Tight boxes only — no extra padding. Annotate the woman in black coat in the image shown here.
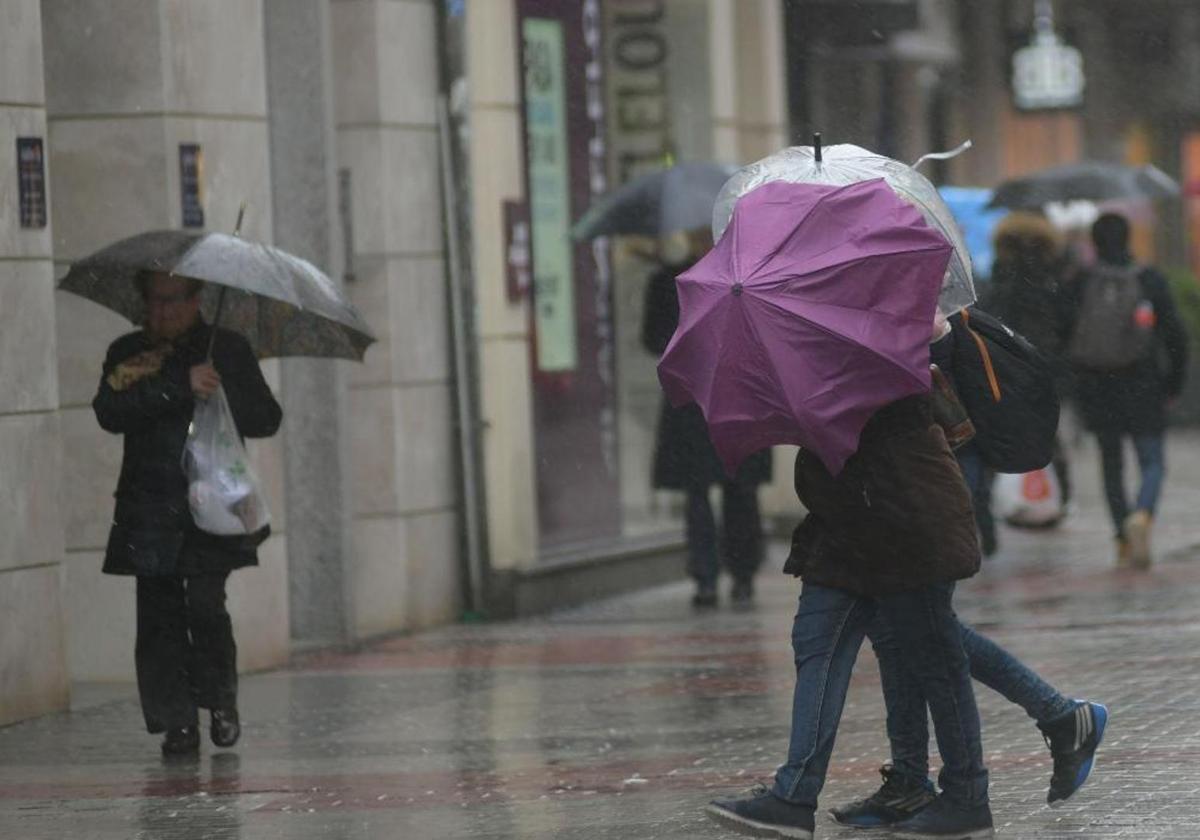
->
[642,246,772,607]
[94,272,282,755]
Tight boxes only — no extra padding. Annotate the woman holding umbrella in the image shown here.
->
[62,221,374,756]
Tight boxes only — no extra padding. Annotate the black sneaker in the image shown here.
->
[1039,701,1108,805]
[706,784,815,839]
[891,794,993,839]
[210,708,241,748]
[731,578,755,604]
[161,726,200,756]
[829,764,936,828]
[692,581,718,608]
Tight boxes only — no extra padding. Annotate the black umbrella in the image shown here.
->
[572,161,738,240]
[987,161,1179,210]
[59,229,375,361]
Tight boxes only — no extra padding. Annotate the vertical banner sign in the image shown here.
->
[16,137,47,229]
[522,18,578,372]
[179,143,205,228]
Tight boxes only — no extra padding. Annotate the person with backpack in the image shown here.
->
[828,313,1107,831]
[1065,213,1188,568]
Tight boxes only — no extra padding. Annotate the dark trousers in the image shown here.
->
[1096,430,1166,538]
[136,573,237,733]
[685,482,763,585]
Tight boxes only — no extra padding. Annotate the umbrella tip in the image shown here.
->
[732,283,744,297]
[813,132,822,164]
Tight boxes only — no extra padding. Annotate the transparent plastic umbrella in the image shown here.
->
[712,140,976,315]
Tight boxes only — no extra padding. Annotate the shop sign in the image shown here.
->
[179,143,205,228]
[16,137,47,229]
[523,17,578,372]
[606,0,670,182]
[1012,19,1084,110]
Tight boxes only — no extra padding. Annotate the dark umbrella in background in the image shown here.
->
[571,161,738,240]
[987,161,1180,210]
[59,220,375,361]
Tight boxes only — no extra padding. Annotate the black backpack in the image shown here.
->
[949,308,1060,473]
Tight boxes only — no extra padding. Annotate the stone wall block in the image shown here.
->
[0,565,68,725]
[0,262,59,413]
[160,0,269,116]
[395,382,456,513]
[350,516,409,638]
[0,413,64,573]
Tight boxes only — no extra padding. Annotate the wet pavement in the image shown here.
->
[4,433,1200,839]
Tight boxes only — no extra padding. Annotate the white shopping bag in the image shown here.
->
[183,386,271,536]
[993,468,1063,528]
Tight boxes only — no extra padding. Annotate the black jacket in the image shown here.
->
[95,322,282,576]
[1064,263,1188,435]
[642,262,772,489]
[782,395,981,596]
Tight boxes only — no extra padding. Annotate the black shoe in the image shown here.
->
[706,784,815,839]
[692,581,718,608]
[891,794,993,839]
[210,708,241,748]
[979,526,998,558]
[161,726,200,756]
[829,764,936,828]
[730,578,755,604]
[1039,701,1108,805]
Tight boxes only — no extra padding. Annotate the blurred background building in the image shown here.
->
[2,0,1197,725]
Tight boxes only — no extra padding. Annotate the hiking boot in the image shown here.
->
[706,784,815,839]
[890,794,993,839]
[161,726,200,756]
[829,764,936,828]
[1039,701,1108,805]
[210,708,241,748]
[730,578,755,605]
[1124,510,1152,569]
[692,581,718,608]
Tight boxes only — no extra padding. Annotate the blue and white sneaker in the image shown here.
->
[1039,700,1108,805]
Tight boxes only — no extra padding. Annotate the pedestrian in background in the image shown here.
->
[642,230,771,608]
[980,212,1075,546]
[93,271,282,756]
[1065,213,1188,568]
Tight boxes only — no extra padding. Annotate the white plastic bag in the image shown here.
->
[183,386,271,536]
[993,468,1063,528]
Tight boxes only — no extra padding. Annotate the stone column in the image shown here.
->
[263,0,353,645]
[331,0,461,635]
[0,0,69,725]
[43,0,289,680]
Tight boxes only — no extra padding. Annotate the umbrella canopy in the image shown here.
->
[658,178,951,477]
[712,142,975,315]
[59,230,375,361]
[987,161,1180,210]
[572,161,738,239]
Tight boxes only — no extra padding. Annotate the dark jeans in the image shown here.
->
[136,573,237,733]
[1096,431,1166,537]
[956,445,995,546]
[869,614,1075,782]
[772,583,988,809]
[685,482,763,585]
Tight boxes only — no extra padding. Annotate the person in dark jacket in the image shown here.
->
[978,213,1075,548]
[827,324,1106,830]
[1065,213,1188,568]
[642,232,772,607]
[94,271,282,756]
[708,384,995,838]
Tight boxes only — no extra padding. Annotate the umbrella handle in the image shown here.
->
[206,202,245,360]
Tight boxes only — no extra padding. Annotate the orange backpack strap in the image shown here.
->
[961,309,1002,403]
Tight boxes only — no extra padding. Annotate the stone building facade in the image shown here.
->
[1,0,791,725]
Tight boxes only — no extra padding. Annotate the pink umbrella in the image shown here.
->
[657,178,952,476]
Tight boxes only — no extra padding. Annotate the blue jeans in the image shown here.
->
[1096,431,1166,538]
[868,615,1076,782]
[772,583,988,809]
